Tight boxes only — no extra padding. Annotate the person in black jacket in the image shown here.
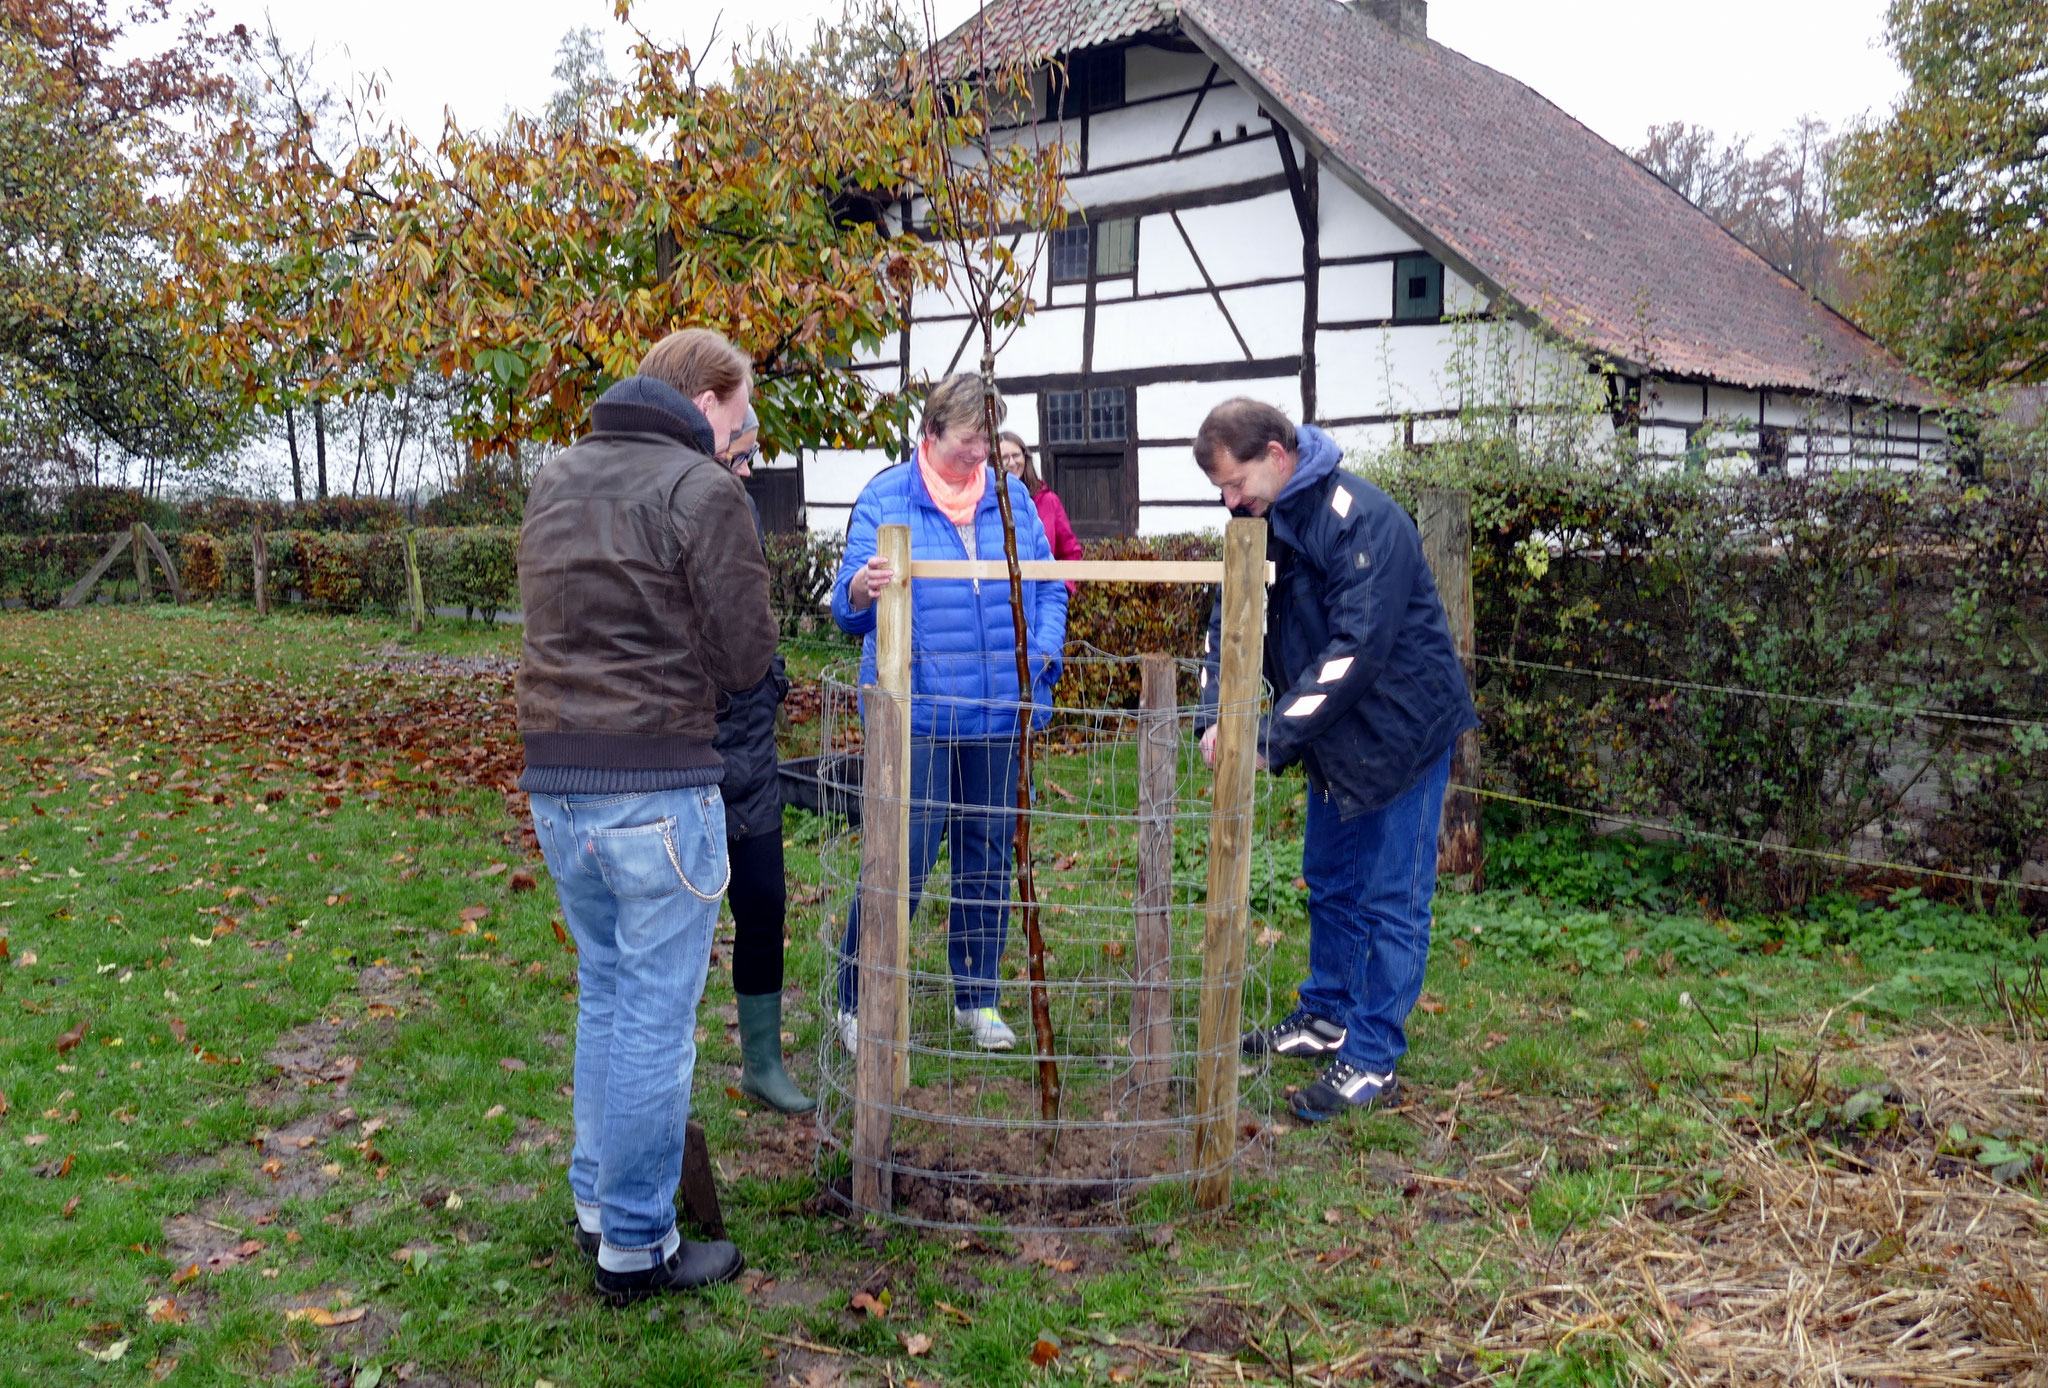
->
[711,408,814,1114]
[1194,398,1478,1123]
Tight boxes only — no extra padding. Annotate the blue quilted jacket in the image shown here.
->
[832,461,1068,739]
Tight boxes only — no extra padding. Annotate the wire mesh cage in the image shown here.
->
[809,654,1278,1232]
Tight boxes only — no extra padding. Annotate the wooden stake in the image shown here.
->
[252,525,270,617]
[1192,517,1267,1210]
[131,522,152,603]
[58,530,134,609]
[403,529,426,635]
[852,524,914,1213]
[1418,488,1483,890]
[1126,653,1177,1117]
[137,525,186,604]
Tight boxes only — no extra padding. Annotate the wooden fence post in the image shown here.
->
[252,525,270,617]
[1418,488,1483,890]
[1125,653,1177,1116]
[131,523,152,603]
[403,529,426,634]
[852,523,914,1213]
[58,530,134,610]
[137,525,186,604]
[1192,517,1267,1210]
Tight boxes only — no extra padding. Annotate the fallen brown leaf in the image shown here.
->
[508,870,537,892]
[901,1332,933,1356]
[61,1195,79,1218]
[54,1020,87,1054]
[284,1305,366,1326]
[499,1057,526,1072]
[145,1297,185,1325]
[1029,1333,1062,1366]
[850,1289,889,1318]
[1415,993,1447,1015]
[169,1263,200,1285]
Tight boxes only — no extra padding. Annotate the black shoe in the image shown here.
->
[1242,1008,1347,1059]
[1289,1061,1397,1123]
[595,1238,744,1305]
[571,1220,599,1260]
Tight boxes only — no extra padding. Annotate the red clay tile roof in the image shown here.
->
[939,0,1940,410]
[928,0,1174,80]
[1178,0,1940,409]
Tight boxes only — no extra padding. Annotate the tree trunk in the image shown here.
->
[285,407,305,504]
[313,397,330,499]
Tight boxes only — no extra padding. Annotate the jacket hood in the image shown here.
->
[1277,424,1343,504]
[590,376,717,455]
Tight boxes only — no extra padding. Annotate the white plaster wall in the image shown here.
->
[1091,294,1242,372]
[1706,385,1763,423]
[1325,421,1401,458]
[986,307,1087,379]
[1218,282,1305,358]
[1177,191,1300,284]
[1319,261,1394,323]
[909,317,978,382]
[1643,378,1705,423]
[806,448,896,509]
[1137,446,1216,502]
[1063,130,1283,206]
[1318,178,1422,259]
[1443,268,1488,316]
[1123,44,1211,102]
[1139,377,1301,440]
[1140,503,1229,536]
[1170,82,1269,158]
[1087,90,1200,170]
[1136,211,1204,295]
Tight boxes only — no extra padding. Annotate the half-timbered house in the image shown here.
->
[797,0,1945,536]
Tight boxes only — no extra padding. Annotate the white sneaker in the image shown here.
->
[836,1009,859,1055]
[953,1006,1016,1051]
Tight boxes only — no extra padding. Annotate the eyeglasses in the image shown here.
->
[721,446,759,471]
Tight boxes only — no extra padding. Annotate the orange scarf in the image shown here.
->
[918,440,987,526]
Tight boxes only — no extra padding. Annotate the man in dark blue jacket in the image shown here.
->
[1195,398,1478,1123]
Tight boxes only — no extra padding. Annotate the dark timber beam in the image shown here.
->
[1272,119,1321,422]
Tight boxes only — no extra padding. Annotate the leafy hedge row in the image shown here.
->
[1355,455,2048,909]
[0,528,522,619]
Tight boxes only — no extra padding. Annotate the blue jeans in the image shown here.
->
[1296,747,1453,1073]
[529,786,727,1256]
[838,737,1019,1013]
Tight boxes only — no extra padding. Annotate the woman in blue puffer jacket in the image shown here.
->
[831,374,1068,1052]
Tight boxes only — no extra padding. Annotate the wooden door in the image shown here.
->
[1048,448,1132,538]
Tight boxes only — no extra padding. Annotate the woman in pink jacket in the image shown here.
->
[998,433,1083,590]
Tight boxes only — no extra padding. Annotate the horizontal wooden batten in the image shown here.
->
[913,271,1308,327]
[908,559,1272,585]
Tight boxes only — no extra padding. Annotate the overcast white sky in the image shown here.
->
[198,0,1906,151]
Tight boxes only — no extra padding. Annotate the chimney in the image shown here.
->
[1357,0,1427,40]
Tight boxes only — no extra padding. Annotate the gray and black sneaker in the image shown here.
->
[1289,1061,1397,1123]
[1241,1008,1347,1059]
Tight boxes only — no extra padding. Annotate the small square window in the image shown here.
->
[1049,225,1090,285]
[1057,48,1125,118]
[1393,253,1443,322]
[1088,387,1127,442]
[1093,218,1136,278]
[1045,391,1086,444]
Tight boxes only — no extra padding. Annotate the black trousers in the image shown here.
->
[727,829,786,996]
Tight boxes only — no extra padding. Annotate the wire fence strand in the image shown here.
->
[1465,785,2048,896]
[1474,652,2048,733]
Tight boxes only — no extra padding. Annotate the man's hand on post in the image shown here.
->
[847,555,896,611]
[1199,724,1266,772]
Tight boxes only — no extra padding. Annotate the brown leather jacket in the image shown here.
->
[516,380,775,789]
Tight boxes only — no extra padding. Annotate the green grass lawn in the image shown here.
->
[0,604,2040,1387]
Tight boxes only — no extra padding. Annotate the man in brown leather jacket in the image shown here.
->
[516,327,775,1304]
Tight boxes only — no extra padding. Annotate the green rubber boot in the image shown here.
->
[735,992,816,1114]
